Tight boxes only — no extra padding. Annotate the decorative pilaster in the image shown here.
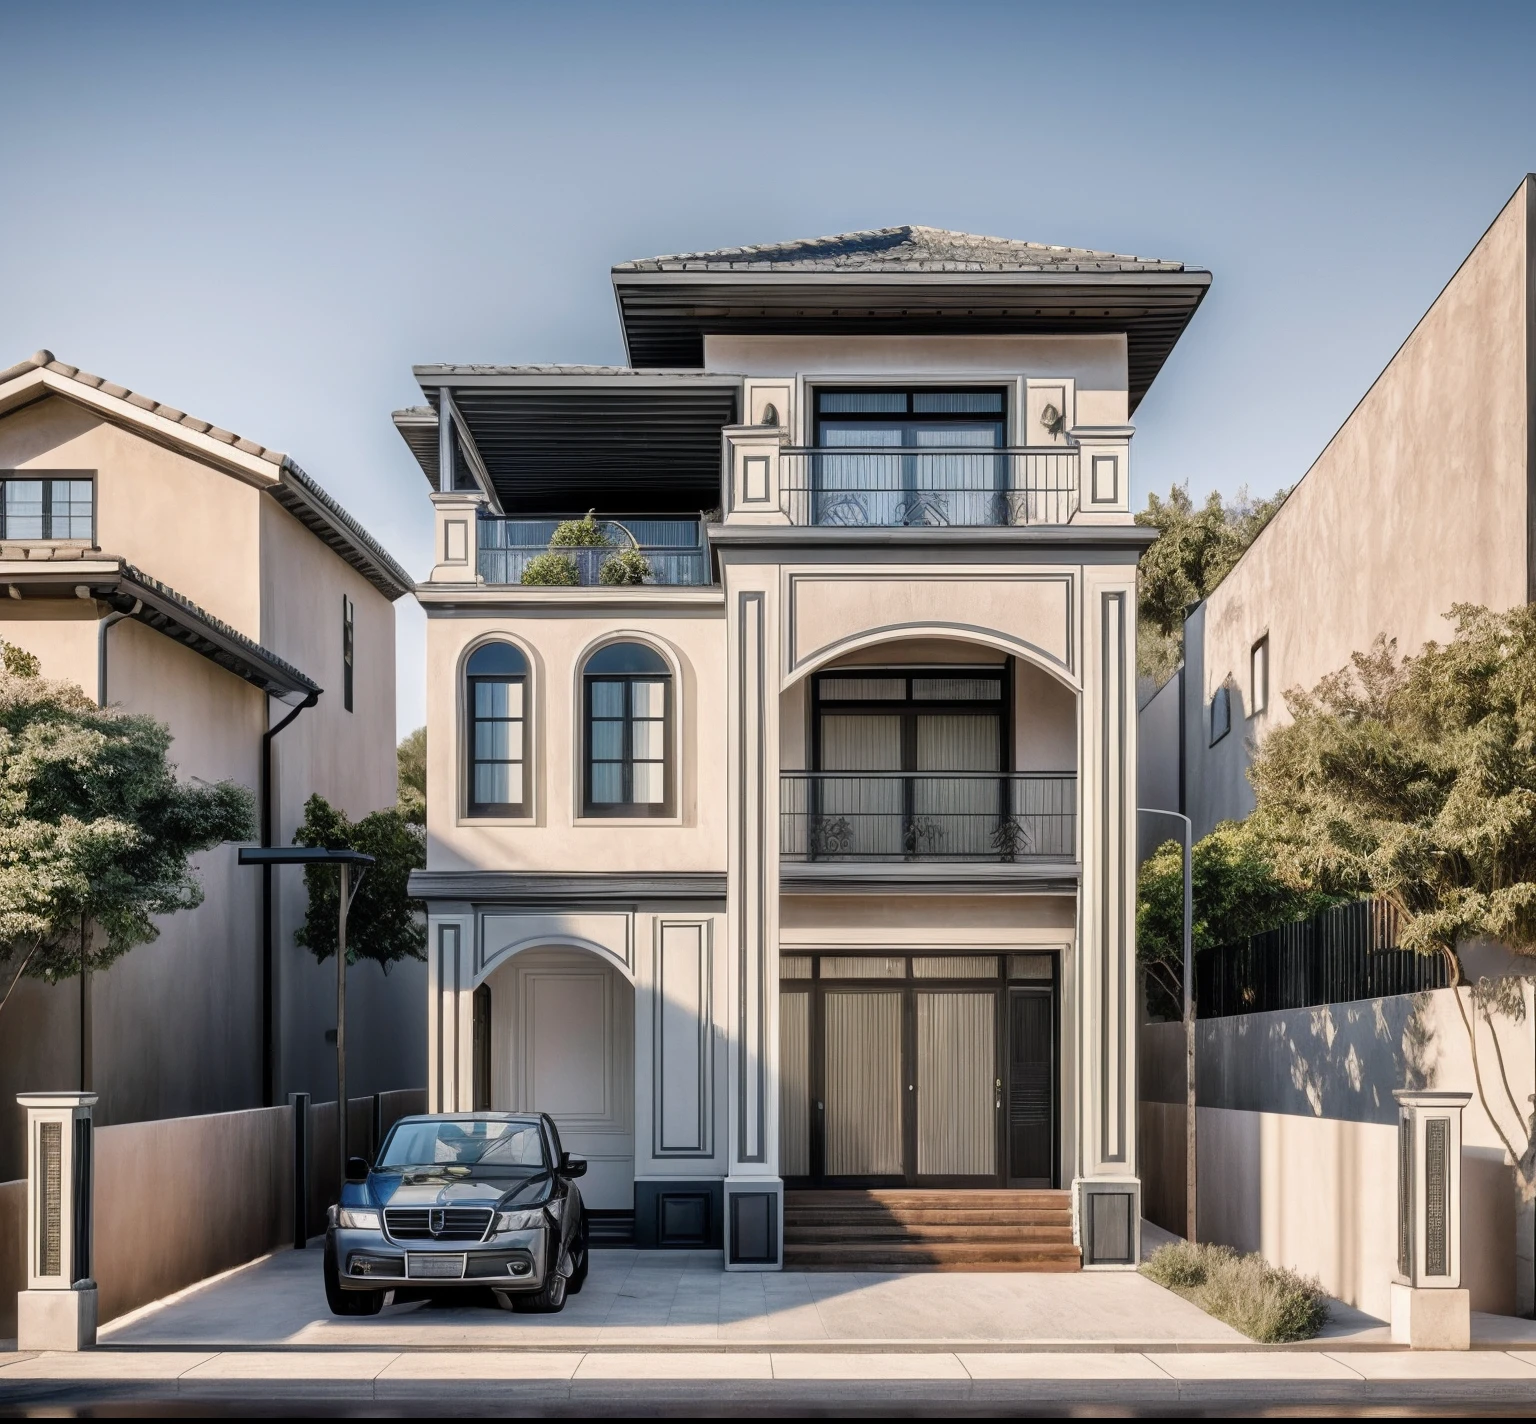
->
[723,571,783,1269]
[1073,578,1141,1267]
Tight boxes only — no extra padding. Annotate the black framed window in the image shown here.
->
[341,596,354,713]
[0,474,94,541]
[812,667,1008,773]
[583,642,672,817]
[467,641,529,815]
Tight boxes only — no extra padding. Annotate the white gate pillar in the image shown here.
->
[17,1092,98,1351]
[1392,1089,1472,1348]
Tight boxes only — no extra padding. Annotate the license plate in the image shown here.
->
[407,1253,466,1279]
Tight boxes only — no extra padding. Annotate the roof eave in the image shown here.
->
[0,559,322,703]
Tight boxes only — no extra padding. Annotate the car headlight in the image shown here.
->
[495,1208,545,1232]
[336,1208,380,1230]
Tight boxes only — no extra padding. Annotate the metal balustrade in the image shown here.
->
[778,448,1079,527]
[780,772,1077,862]
[477,516,711,586]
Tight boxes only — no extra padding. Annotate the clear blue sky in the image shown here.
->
[3,2,1534,736]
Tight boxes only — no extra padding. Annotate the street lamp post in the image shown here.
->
[239,846,374,1200]
[1138,807,1196,1244]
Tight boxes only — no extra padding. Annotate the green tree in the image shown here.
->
[397,726,426,826]
[1245,604,1536,1192]
[292,793,425,972]
[1135,484,1287,685]
[0,645,256,1014]
[1137,820,1335,1019]
[548,510,611,549]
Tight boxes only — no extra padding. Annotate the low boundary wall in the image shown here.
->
[1,1087,425,1342]
[1139,984,1534,1321]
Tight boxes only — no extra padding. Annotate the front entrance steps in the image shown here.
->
[783,1188,1080,1271]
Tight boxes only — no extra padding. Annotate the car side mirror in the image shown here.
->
[561,1152,587,1179]
[345,1155,371,1182]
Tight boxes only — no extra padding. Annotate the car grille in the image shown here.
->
[384,1207,494,1242]
[407,1252,466,1279]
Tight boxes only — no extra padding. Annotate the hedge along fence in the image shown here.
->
[0,1088,425,1341]
[1195,898,1449,1020]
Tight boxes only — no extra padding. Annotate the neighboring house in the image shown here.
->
[1135,176,1536,1320]
[399,225,1210,1267]
[1143,173,1536,837]
[0,351,422,1181]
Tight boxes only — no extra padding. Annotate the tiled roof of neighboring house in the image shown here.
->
[614,225,1190,274]
[0,555,320,703]
[0,351,413,599]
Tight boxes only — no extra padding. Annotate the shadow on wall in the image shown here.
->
[1138,981,1534,1319]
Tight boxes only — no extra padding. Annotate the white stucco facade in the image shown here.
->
[405,226,1208,1265]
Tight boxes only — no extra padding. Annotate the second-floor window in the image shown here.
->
[0,474,94,540]
[342,596,355,713]
[583,641,673,817]
[467,641,528,815]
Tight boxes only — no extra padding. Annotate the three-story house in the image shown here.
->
[399,226,1209,1270]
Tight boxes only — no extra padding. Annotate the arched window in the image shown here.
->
[466,641,528,815]
[582,641,673,817]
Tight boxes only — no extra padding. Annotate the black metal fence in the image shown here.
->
[1194,898,1449,1019]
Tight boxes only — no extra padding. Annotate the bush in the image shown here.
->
[549,511,611,548]
[598,549,651,585]
[1141,1241,1328,1343]
[520,552,579,586]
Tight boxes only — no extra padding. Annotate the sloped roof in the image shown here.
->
[615,225,1189,274]
[0,351,412,599]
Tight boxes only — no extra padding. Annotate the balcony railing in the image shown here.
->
[477,517,711,586]
[780,772,1077,862]
[778,448,1078,527]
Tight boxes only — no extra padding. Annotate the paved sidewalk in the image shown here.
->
[3,1344,1536,1411]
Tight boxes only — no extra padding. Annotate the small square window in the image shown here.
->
[1210,685,1231,746]
[1250,637,1269,716]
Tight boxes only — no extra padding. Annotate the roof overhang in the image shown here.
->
[0,358,413,601]
[611,269,1211,411]
[399,371,741,516]
[0,558,322,704]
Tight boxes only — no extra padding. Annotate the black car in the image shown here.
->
[325,1112,588,1315]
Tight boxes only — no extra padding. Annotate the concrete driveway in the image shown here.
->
[102,1245,1248,1350]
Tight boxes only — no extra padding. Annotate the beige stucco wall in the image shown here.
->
[1185,179,1532,836]
[703,334,1130,428]
[424,603,729,874]
[0,393,418,1175]
[258,497,420,1105]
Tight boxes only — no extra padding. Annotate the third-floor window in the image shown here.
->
[811,388,1006,526]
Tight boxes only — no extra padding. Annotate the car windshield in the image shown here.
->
[378,1119,548,1172]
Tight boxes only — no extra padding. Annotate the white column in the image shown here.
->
[1073,571,1142,1267]
[722,561,784,1269]
[17,1092,98,1351]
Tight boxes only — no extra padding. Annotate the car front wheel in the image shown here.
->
[512,1244,569,1314]
[324,1235,386,1317]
